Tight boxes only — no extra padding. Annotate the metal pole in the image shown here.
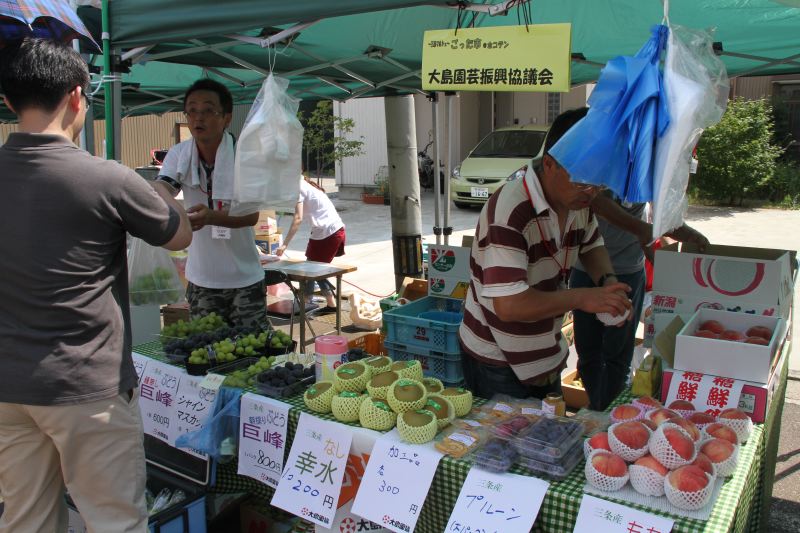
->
[101,0,114,160]
[432,95,442,246]
[443,94,452,245]
[386,96,423,290]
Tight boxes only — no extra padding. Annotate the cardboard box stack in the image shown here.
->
[651,243,795,423]
[254,210,283,255]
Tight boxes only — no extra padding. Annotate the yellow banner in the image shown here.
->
[422,24,572,92]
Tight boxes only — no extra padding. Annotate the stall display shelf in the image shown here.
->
[134,340,787,533]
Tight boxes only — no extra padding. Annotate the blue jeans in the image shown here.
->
[461,355,562,400]
[569,268,646,410]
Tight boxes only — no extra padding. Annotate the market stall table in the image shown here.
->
[264,260,357,348]
[133,340,790,532]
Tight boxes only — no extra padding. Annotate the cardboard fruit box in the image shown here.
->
[652,243,794,337]
[561,368,589,409]
[675,307,786,383]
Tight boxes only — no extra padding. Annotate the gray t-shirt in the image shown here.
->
[0,133,179,405]
[575,198,646,275]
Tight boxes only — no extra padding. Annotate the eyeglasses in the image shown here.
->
[183,108,226,119]
[572,182,604,193]
[83,92,93,107]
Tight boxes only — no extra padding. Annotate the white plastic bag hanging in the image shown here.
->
[230,74,304,215]
[651,25,729,238]
[128,238,184,306]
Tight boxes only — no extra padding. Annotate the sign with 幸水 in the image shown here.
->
[665,371,745,417]
[351,432,443,533]
[574,495,674,533]
[238,393,290,488]
[272,413,353,528]
[446,467,548,533]
[172,373,218,458]
[138,359,181,444]
[422,24,572,92]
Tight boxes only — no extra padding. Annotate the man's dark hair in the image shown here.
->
[0,38,90,113]
[543,106,589,156]
[184,79,233,114]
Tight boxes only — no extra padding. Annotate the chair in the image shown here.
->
[263,270,317,340]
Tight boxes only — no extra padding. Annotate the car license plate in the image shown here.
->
[470,187,489,198]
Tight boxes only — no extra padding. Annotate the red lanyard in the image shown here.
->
[522,177,572,284]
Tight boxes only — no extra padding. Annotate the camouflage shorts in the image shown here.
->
[186,279,270,330]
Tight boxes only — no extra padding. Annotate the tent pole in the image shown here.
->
[385,96,423,290]
[432,94,442,246]
[101,0,114,160]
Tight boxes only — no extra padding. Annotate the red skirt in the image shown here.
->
[305,227,346,263]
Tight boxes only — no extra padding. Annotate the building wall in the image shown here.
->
[333,97,389,188]
[0,103,253,170]
[733,77,773,100]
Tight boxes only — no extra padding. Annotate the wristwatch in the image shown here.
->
[597,273,617,287]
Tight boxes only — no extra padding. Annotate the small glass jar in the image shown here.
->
[543,392,566,417]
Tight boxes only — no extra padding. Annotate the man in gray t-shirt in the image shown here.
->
[0,39,191,532]
[571,191,707,410]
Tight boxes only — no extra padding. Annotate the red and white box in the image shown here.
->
[674,308,786,383]
[652,243,794,337]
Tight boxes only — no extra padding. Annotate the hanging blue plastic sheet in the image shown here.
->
[175,386,242,462]
[549,24,670,203]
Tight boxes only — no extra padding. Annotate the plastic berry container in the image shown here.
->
[489,415,534,441]
[472,437,519,473]
[519,439,583,480]
[512,415,584,463]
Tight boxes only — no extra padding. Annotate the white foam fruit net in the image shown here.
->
[629,464,667,497]
[608,422,651,462]
[632,398,662,412]
[664,471,714,511]
[650,422,697,470]
[717,417,753,444]
[584,439,595,460]
[672,408,696,419]
[585,450,630,492]
[700,438,740,477]
[609,404,645,424]
[701,425,740,447]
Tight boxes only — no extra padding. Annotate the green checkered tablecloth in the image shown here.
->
[135,341,784,533]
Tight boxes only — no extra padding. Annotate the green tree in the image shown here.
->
[691,97,782,206]
[299,100,365,180]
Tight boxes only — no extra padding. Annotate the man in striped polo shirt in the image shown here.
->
[459,108,633,399]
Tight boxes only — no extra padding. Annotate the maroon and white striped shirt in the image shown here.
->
[458,168,603,383]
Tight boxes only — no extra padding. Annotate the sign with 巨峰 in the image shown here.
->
[422,24,571,92]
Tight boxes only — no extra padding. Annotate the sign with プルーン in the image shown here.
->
[446,468,549,533]
[574,494,674,533]
[351,432,443,533]
[422,24,572,92]
[272,413,353,528]
[238,393,290,488]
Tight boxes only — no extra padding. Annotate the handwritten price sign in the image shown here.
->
[138,360,181,444]
[351,432,443,533]
[574,495,674,533]
[446,468,548,533]
[172,373,218,457]
[132,352,150,381]
[272,413,353,528]
[238,393,290,488]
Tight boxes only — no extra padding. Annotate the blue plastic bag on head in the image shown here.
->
[175,386,242,462]
[549,25,670,203]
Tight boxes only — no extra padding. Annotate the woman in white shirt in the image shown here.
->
[277,176,346,310]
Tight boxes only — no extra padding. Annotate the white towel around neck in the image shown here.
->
[174,132,235,200]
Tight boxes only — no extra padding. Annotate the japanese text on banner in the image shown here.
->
[666,371,745,417]
[138,360,181,444]
[238,393,290,488]
[422,24,571,93]
[446,468,548,533]
[573,494,674,533]
[271,413,353,528]
[351,432,443,533]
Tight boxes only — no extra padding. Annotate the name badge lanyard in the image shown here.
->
[522,177,573,287]
[199,163,223,211]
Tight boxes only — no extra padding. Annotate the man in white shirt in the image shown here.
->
[157,79,266,327]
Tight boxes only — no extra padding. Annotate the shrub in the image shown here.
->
[690,98,782,205]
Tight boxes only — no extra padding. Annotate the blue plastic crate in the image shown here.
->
[383,296,463,353]
[384,339,464,383]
